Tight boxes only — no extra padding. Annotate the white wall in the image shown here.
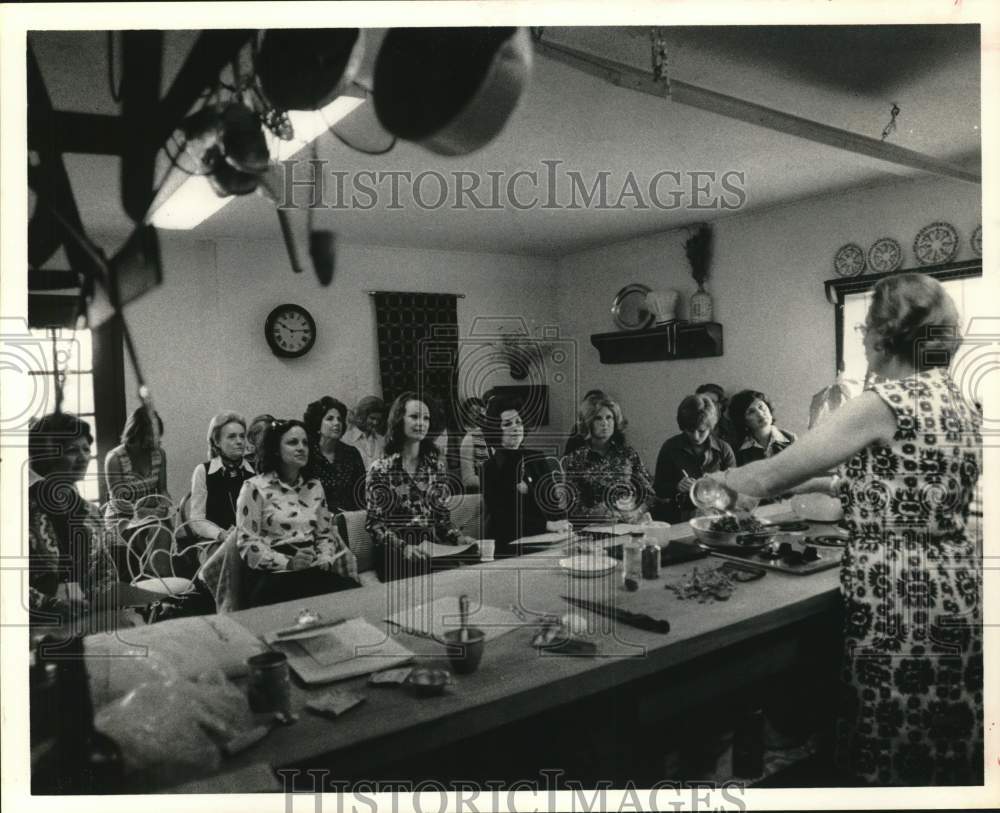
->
[555,174,983,469]
[120,236,560,499]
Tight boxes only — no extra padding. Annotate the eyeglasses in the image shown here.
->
[853,323,870,337]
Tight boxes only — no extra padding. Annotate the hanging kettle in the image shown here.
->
[256,28,365,111]
[373,27,532,156]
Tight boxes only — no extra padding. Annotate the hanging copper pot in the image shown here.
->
[373,27,532,156]
[257,28,365,111]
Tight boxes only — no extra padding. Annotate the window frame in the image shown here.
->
[824,258,983,374]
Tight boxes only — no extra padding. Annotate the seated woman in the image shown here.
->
[366,392,476,582]
[481,395,570,558]
[653,394,736,523]
[342,396,386,471]
[28,413,115,622]
[458,396,490,493]
[560,396,654,524]
[728,390,797,466]
[303,396,366,512]
[103,406,173,571]
[243,413,274,472]
[563,389,607,456]
[188,412,256,551]
[235,419,359,608]
[695,382,739,449]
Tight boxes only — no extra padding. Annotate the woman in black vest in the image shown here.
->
[189,412,256,549]
[481,395,570,558]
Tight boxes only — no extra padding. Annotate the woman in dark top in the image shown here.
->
[188,412,256,548]
[728,389,797,466]
[653,394,736,523]
[303,396,366,512]
[481,396,570,558]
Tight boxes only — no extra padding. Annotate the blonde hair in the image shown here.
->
[207,411,246,459]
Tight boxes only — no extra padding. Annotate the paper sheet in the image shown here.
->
[264,617,415,685]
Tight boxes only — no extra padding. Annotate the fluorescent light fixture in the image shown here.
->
[147,95,365,230]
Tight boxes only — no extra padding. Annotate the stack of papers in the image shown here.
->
[264,617,415,685]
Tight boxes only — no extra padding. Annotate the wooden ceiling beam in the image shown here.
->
[534,38,980,186]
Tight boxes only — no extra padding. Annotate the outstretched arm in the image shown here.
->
[722,391,896,498]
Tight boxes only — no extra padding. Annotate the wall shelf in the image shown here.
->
[590,322,723,364]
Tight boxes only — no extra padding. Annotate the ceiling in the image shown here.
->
[30,25,982,258]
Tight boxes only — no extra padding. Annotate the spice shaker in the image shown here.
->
[641,536,661,580]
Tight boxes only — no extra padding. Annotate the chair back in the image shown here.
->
[197,530,245,613]
[336,510,374,574]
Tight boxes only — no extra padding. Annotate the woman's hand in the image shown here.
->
[289,548,317,571]
[677,476,696,495]
[545,519,572,533]
[403,542,432,562]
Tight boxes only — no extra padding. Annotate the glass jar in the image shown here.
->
[622,531,643,590]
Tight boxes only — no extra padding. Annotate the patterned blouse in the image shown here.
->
[235,472,357,579]
[310,441,366,512]
[29,472,116,614]
[561,441,655,521]
[365,451,463,553]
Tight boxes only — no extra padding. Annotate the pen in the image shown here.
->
[274,617,349,638]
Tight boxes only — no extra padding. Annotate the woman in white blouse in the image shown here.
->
[235,418,359,607]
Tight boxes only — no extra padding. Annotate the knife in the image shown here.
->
[560,596,670,634]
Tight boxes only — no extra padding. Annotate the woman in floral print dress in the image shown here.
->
[560,396,655,524]
[718,273,982,785]
[235,419,359,607]
[366,392,475,582]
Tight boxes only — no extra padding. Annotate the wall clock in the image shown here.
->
[265,304,317,358]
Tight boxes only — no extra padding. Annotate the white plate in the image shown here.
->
[558,554,618,578]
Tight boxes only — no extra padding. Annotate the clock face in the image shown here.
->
[265,305,317,358]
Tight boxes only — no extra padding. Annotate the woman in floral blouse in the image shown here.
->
[366,392,475,582]
[560,396,654,524]
[235,419,359,607]
[303,396,366,512]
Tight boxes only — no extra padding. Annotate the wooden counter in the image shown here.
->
[214,518,844,790]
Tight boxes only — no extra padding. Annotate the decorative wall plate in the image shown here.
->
[611,283,654,331]
[867,237,902,273]
[971,224,982,257]
[913,221,959,265]
[833,243,866,277]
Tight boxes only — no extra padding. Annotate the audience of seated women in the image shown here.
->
[303,396,366,512]
[653,394,736,522]
[561,396,653,524]
[480,396,570,558]
[728,389,797,466]
[366,392,475,582]
[458,396,490,493]
[342,396,386,471]
[188,412,255,551]
[235,419,359,608]
[28,413,116,623]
